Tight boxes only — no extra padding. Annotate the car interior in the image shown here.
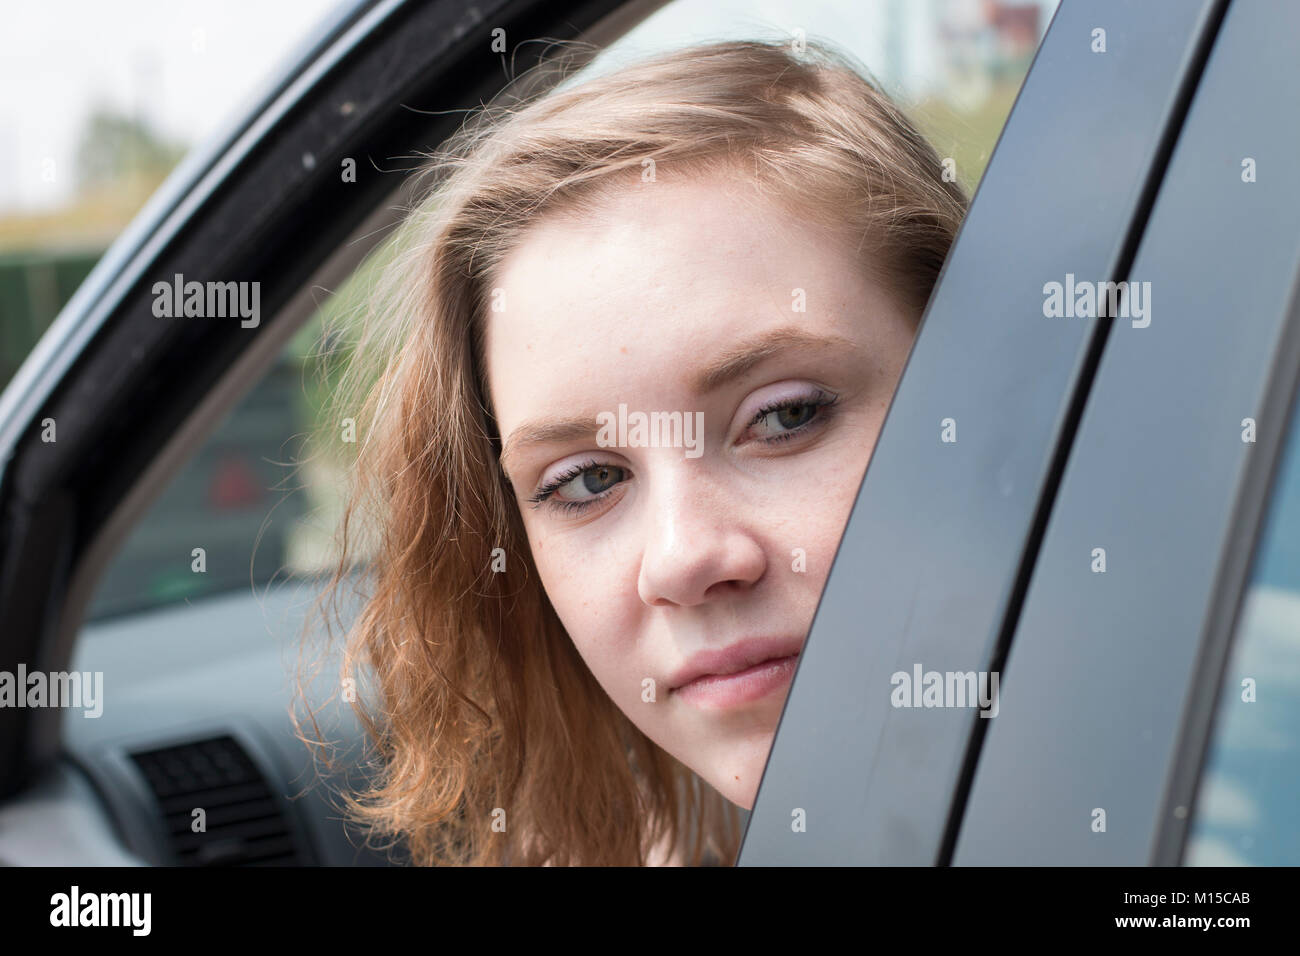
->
[6,0,1295,870]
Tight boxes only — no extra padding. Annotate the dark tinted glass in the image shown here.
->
[1186,391,1300,866]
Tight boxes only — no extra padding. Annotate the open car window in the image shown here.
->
[81,0,1060,624]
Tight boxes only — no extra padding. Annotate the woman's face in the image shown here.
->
[484,170,917,809]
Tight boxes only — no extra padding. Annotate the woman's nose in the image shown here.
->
[635,463,767,608]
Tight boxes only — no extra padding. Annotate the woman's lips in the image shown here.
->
[671,654,799,708]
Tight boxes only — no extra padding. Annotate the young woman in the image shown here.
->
[298,37,967,866]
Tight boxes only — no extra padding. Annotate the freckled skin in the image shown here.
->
[485,171,916,809]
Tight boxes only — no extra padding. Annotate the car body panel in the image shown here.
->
[739,0,1226,865]
[953,0,1300,865]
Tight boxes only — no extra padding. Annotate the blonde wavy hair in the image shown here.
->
[295,36,967,866]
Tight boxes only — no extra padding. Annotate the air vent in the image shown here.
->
[130,734,305,865]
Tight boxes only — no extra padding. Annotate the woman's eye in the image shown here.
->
[748,391,838,443]
[529,461,628,513]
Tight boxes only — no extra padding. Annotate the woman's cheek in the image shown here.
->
[764,447,866,561]
[535,535,634,649]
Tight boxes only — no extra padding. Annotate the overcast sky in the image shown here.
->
[0,0,1056,213]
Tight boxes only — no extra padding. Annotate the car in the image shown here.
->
[0,0,1295,872]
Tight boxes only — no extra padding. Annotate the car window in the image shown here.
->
[1185,383,1300,866]
[84,0,1059,621]
[85,272,364,620]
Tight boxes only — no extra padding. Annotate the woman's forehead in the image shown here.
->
[488,181,872,339]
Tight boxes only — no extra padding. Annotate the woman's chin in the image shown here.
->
[700,732,779,810]
[718,774,760,811]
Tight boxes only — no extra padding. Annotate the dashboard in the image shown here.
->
[0,582,394,866]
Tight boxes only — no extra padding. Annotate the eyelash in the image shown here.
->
[747,388,839,443]
[528,459,612,513]
[528,389,840,514]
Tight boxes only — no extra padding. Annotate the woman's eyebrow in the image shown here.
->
[498,326,856,480]
[499,415,597,481]
[691,326,856,394]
